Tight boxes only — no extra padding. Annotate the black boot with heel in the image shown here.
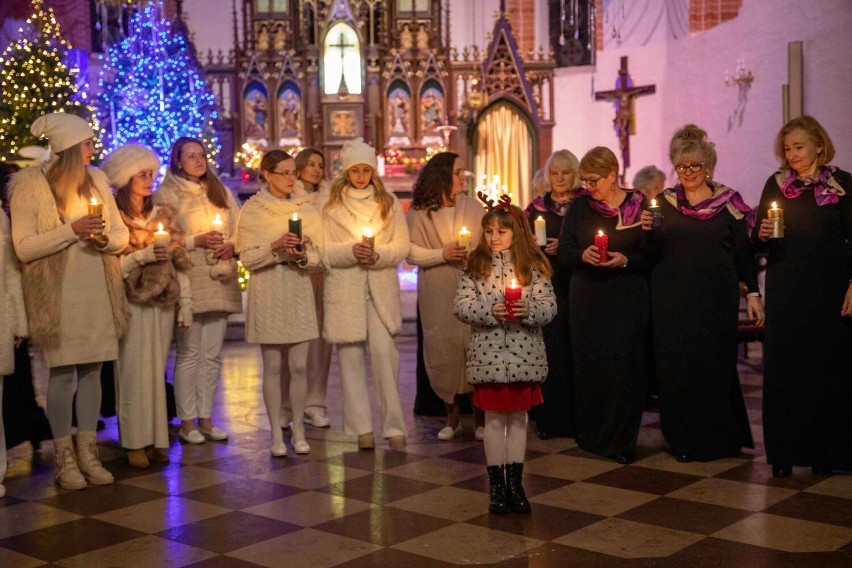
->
[505,462,531,514]
[486,465,510,514]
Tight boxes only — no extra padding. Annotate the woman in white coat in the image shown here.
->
[321,138,409,450]
[102,144,193,468]
[1,194,28,498]
[237,150,323,456]
[9,113,130,490]
[154,137,242,444]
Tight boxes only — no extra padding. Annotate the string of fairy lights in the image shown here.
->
[0,0,100,160]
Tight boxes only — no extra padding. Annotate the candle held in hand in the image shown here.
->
[212,212,224,233]
[649,198,663,229]
[153,222,170,248]
[534,216,547,246]
[594,230,609,263]
[768,201,784,238]
[457,226,472,248]
[88,197,104,236]
[504,278,522,320]
[362,227,375,248]
[289,212,304,252]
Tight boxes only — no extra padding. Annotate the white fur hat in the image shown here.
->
[30,113,94,154]
[101,144,160,189]
[340,137,378,172]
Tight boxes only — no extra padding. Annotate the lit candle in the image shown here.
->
[212,212,224,232]
[362,227,375,248]
[649,198,663,229]
[594,230,609,263]
[534,216,547,246]
[289,212,304,252]
[504,278,522,321]
[458,226,472,248]
[768,201,784,238]
[153,222,169,248]
[88,197,104,237]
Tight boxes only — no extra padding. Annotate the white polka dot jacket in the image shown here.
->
[453,249,557,385]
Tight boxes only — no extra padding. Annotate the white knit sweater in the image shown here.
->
[0,206,27,375]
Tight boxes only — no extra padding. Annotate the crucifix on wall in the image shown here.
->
[595,56,656,182]
[331,31,354,96]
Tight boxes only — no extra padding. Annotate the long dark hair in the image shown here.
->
[411,152,458,212]
[168,137,230,210]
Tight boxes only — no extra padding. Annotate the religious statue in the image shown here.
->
[614,91,632,153]
[415,23,429,50]
[245,91,268,138]
[389,91,409,134]
[273,23,286,50]
[257,24,270,50]
[279,91,300,137]
[421,89,442,131]
[399,23,413,49]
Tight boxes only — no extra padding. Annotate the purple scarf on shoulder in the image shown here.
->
[778,166,845,206]
[525,192,571,217]
[579,189,644,227]
[665,182,755,229]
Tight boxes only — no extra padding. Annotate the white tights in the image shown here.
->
[261,342,309,446]
[483,410,528,466]
[47,362,104,439]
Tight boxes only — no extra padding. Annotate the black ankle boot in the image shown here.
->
[486,465,510,514]
[772,464,792,478]
[505,462,531,514]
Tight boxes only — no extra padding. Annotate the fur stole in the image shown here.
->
[121,205,192,306]
[8,166,131,349]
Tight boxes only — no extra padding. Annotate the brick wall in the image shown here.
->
[689,0,743,33]
[506,0,536,54]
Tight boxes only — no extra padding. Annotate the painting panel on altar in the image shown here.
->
[387,82,411,146]
[243,81,269,141]
[277,82,302,145]
[420,83,444,134]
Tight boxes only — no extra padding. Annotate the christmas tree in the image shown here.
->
[96,4,220,162]
[0,0,99,161]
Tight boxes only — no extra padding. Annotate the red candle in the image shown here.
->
[594,230,609,263]
[504,278,522,320]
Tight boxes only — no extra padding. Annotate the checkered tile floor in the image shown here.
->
[1,339,850,567]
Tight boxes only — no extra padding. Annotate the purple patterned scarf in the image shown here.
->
[779,166,844,206]
[666,182,755,230]
[526,192,572,217]
[579,189,644,227]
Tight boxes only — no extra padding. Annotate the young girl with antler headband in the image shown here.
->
[453,192,557,515]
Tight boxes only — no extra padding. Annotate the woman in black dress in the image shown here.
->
[558,147,649,463]
[525,149,580,440]
[640,125,764,463]
[752,116,852,478]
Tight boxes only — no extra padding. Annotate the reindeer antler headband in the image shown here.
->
[477,191,524,227]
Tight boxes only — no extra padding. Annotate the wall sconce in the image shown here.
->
[725,58,754,87]
[466,77,486,110]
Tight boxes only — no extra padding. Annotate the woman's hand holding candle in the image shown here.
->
[504,278,522,320]
[152,223,170,261]
[457,226,472,248]
[71,214,105,236]
[442,243,466,262]
[195,231,224,249]
[758,201,785,242]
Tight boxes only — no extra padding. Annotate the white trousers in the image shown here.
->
[174,312,228,421]
[337,297,407,439]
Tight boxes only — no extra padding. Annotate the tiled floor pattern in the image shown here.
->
[1,339,851,567]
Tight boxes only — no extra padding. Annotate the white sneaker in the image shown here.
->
[179,428,205,444]
[199,426,228,441]
[304,413,331,428]
[437,425,462,441]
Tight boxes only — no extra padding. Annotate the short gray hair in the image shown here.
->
[632,165,665,191]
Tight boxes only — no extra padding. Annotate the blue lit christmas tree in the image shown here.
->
[96,4,220,161]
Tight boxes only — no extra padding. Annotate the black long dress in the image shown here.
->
[558,194,649,457]
[646,190,756,461]
[752,169,852,470]
[526,193,574,437]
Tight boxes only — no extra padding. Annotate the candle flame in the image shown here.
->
[597,230,604,236]
[292,213,298,221]
[459,226,470,235]
[771,201,778,210]
[90,197,98,205]
[537,215,544,221]
[363,227,373,238]
[651,198,657,207]
[213,213,223,225]
[510,278,518,288]
[157,223,164,232]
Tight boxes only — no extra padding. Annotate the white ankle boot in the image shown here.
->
[53,436,87,490]
[76,431,114,486]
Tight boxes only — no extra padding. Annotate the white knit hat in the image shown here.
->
[101,144,160,189]
[30,113,94,154]
[340,137,378,172]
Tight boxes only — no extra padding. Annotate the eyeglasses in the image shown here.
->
[268,169,297,178]
[579,176,602,188]
[674,163,705,174]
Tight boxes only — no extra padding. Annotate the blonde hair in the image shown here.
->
[774,116,834,169]
[466,205,552,286]
[46,142,95,216]
[579,146,619,178]
[669,124,716,178]
[543,149,581,193]
[325,166,394,221]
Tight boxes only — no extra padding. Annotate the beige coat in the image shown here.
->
[0,206,27,375]
[320,193,410,343]
[406,194,485,402]
[153,172,242,315]
[236,188,322,344]
[9,165,130,367]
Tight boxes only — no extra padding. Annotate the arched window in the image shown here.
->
[323,21,361,95]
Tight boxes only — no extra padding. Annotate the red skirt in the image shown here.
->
[473,383,543,412]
